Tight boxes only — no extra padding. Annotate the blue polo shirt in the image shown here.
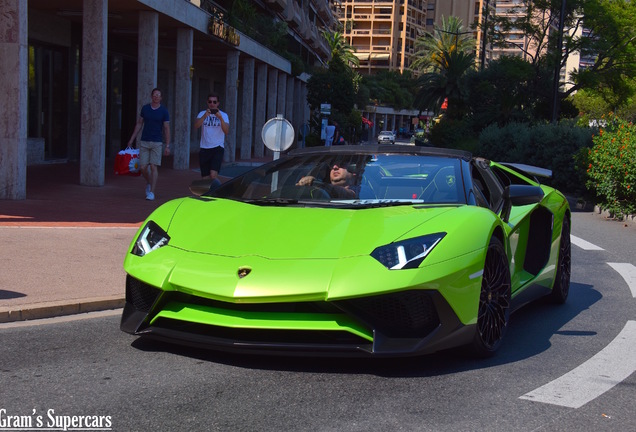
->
[140,104,170,142]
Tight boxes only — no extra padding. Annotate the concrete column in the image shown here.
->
[293,79,302,140]
[80,0,108,186]
[276,72,287,117]
[266,67,278,121]
[371,113,377,139]
[225,50,240,162]
[174,28,193,170]
[254,63,268,158]
[285,76,294,138]
[301,82,311,148]
[302,82,310,135]
[0,0,27,199]
[240,58,255,160]
[265,67,278,157]
[136,11,158,116]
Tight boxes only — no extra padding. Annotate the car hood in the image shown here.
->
[164,197,455,260]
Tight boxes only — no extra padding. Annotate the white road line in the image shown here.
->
[570,235,604,250]
[519,320,636,408]
[607,263,636,298]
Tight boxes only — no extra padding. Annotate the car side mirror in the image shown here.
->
[500,185,544,223]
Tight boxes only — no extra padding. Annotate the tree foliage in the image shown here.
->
[411,16,475,73]
[322,30,360,67]
[307,55,359,142]
[464,56,549,127]
[360,71,416,110]
[410,17,476,117]
[415,49,475,119]
[484,0,636,108]
[571,78,636,123]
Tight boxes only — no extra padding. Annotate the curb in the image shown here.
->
[594,205,636,225]
[0,296,125,324]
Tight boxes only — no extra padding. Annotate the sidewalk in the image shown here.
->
[0,155,267,323]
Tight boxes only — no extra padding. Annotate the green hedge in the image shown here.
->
[478,121,593,195]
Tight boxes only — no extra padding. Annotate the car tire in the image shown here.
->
[549,217,571,304]
[471,236,511,357]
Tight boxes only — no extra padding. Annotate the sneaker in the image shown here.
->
[146,191,155,201]
[145,184,151,195]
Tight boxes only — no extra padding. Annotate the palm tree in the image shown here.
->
[414,49,476,118]
[411,16,475,73]
[411,16,476,117]
[321,30,360,67]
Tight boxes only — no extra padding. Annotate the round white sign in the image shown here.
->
[261,115,294,152]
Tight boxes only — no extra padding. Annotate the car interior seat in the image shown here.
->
[421,166,458,202]
[358,165,384,199]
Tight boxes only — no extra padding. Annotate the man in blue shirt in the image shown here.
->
[126,88,171,200]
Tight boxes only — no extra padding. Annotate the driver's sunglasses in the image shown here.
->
[331,163,350,171]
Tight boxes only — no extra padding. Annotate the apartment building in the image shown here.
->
[337,0,428,73]
[336,0,493,74]
[336,0,586,79]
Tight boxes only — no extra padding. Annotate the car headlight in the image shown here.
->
[131,221,170,257]
[371,233,445,270]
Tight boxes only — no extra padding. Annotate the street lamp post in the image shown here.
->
[481,0,490,71]
[551,0,567,123]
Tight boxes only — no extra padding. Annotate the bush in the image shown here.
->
[429,119,478,153]
[586,115,636,218]
[304,133,323,148]
[478,121,593,195]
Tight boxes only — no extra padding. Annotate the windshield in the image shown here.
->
[210,152,465,206]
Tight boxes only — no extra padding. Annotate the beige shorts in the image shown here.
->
[139,141,163,166]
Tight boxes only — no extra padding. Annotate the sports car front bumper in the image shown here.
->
[121,275,476,357]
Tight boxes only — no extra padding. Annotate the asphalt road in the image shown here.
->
[0,212,634,432]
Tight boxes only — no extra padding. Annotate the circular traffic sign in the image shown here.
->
[261,115,294,152]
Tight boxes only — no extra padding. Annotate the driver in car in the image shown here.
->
[296,163,358,199]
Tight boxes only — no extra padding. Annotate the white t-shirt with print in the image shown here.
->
[197,110,230,149]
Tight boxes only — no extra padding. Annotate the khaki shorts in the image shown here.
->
[139,141,163,166]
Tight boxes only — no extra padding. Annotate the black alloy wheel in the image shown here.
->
[472,236,511,357]
[550,217,571,304]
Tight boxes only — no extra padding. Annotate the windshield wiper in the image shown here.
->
[242,198,299,206]
[340,200,419,209]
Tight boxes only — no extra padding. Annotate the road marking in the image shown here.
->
[519,320,636,408]
[570,235,604,250]
[607,263,636,298]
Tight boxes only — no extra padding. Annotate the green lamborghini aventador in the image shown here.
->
[120,145,571,357]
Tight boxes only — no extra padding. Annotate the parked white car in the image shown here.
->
[377,131,395,144]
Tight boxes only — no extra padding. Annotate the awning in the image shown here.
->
[370,53,390,60]
[353,53,390,61]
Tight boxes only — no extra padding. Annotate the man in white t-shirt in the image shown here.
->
[194,92,230,185]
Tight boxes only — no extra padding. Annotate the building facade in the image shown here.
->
[338,0,428,74]
[1,0,336,199]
